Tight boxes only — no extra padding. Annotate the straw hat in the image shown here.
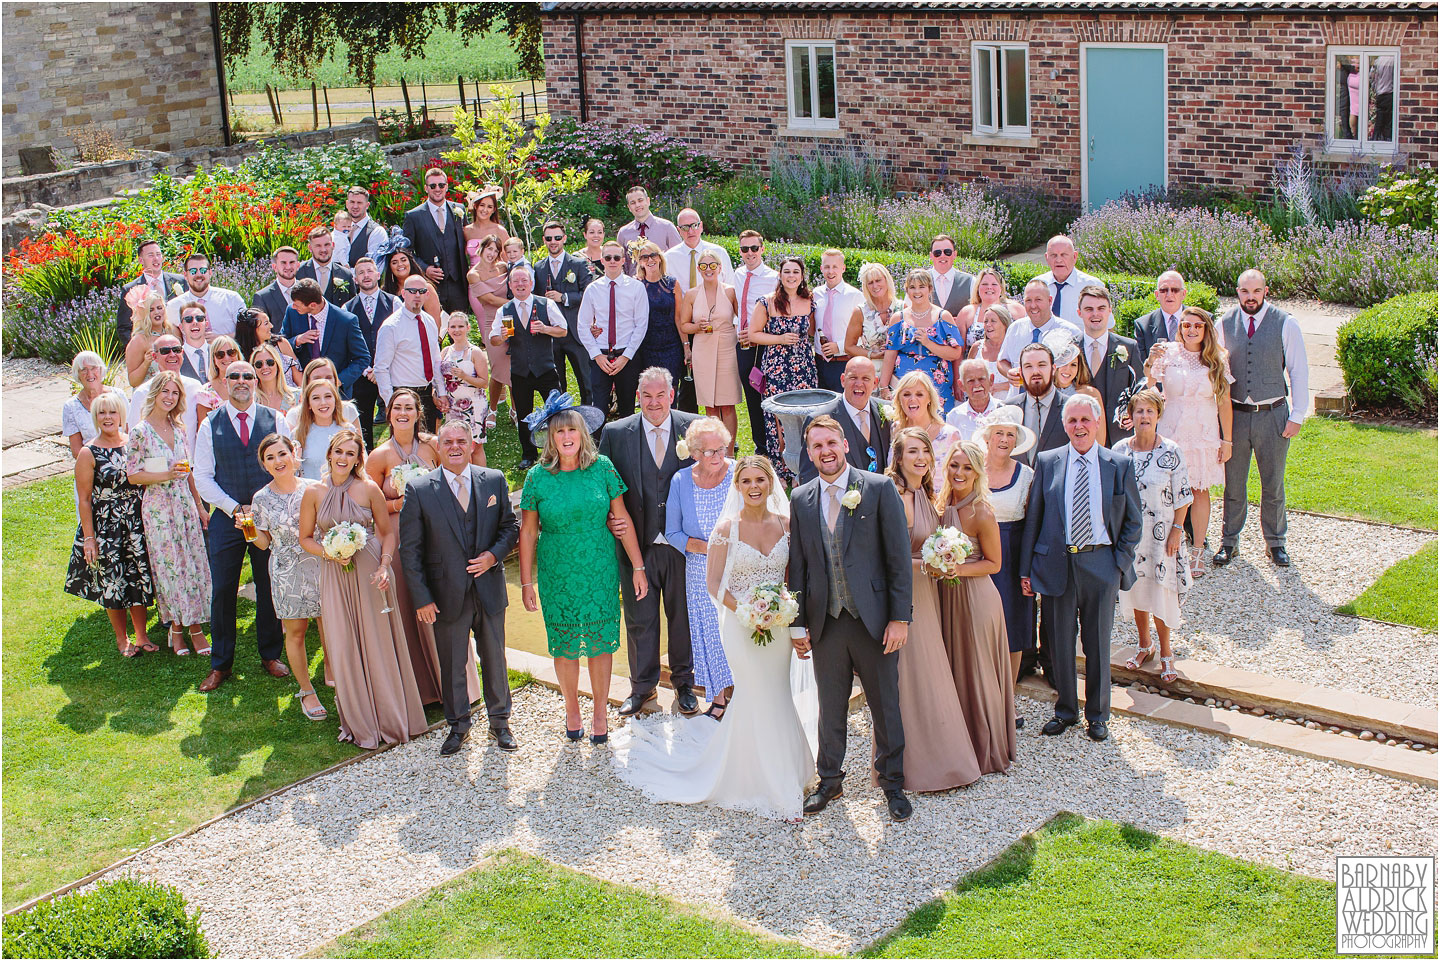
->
[972,405,1037,457]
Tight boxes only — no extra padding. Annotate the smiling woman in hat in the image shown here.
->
[518,390,649,744]
[974,405,1037,698]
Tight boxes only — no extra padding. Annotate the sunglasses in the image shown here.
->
[403,287,428,294]
[865,447,878,472]
[738,244,761,253]
[215,348,241,359]
[543,234,564,242]
[253,357,277,368]
[639,253,660,261]
[187,266,211,275]
[426,181,448,189]
[1156,286,1184,294]
[930,248,954,257]
[697,263,720,273]
[226,372,257,381]
[155,345,183,356]
[601,254,624,262]
[677,223,701,231]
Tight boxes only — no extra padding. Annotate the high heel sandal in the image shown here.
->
[297,688,328,721]
[188,627,210,657]
[702,700,728,721]
[1125,641,1156,671]
[170,626,190,656]
[1189,547,1206,579]
[1159,657,1179,683]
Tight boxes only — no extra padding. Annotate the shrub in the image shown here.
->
[1112,285,1222,338]
[981,181,1079,253]
[2,222,143,304]
[155,180,339,263]
[768,145,892,207]
[1282,221,1438,307]
[880,185,1012,259]
[1,285,122,365]
[2,878,209,959]
[238,137,394,201]
[1361,165,1438,232]
[1336,291,1439,413]
[535,119,730,207]
[669,175,765,235]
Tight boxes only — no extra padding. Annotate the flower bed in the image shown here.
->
[1336,291,1439,414]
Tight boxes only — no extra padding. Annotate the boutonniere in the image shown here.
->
[171,282,184,297]
[877,401,896,423]
[674,439,690,460]
[565,270,576,283]
[1110,345,1128,368]
[333,278,349,292]
[840,482,862,513]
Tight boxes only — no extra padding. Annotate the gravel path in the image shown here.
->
[99,685,1436,958]
[1120,505,1437,707]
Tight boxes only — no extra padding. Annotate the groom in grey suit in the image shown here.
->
[789,416,914,821]
[398,420,520,755]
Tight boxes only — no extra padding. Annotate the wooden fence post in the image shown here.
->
[420,79,428,117]
[323,85,333,128]
[265,84,282,126]
[457,74,466,113]
[369,83,377,121]
[311,82,319,129]
[400,77,413,127]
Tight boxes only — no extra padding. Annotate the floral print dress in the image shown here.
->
[65,444,154,609]
[758,304,818,483]
[124,422,211,625]
[885,314,965,413]
[440,345,492,443]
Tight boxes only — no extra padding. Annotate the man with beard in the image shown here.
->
[166,252,246,338]
[297,225,356,307]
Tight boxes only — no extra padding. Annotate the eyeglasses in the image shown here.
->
[253,357,277,368]
[601,254,624,262]
[186,266,210,275]
[543,234,564,242]
[155,345,183,356]
[697,263,720,273]
[226,372,257,381]
[738,244,761,253]
[930,248,954,257]
[1156,287,1184,294]
[677,223,701,231]
[697,447,726,459]
[403,287,427,294]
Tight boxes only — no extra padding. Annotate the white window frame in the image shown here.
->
[785,39,839,131]
[1324,45,1401,154]
[971,42,1031,138]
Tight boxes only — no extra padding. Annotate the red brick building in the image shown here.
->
[540,0,1438,207]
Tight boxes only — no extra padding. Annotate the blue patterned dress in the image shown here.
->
[885,314,965,413]
[637,276,685,387]
[666,462,735,696]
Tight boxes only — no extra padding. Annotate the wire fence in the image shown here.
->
[228,76,548,135]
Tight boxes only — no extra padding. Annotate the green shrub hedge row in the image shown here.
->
[2,879,209,959]
[1112,289,1223,339]
[1336,291,1439,413]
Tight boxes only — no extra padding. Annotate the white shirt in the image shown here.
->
[665,240,735,297]
[427,199,449,230]
[1037,268,1103,327]
[1241,307,1311,424]
[193,401,291,516]
[374,307,446,402]
[128,373,204,456]
[165,285,246,336]
[813,280,865,353]
[732,263,780,329]
[999,315,1082,368]
[945,394,1003,441]
[487,296,568,343]
[577,273,650,359]
[301,302,331,349]
[330,230,351,266]
[1063,443,1110,546]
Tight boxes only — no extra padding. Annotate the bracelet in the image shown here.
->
[380,553,392,563]
[83,535,95,541]
[1171,524,1185,532]
[521,582,534,588]
[635,566,646,572]
[1220,440,1232,445]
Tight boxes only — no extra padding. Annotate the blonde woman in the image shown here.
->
[891,369,963,487]
[195,335,244,423]
[519,397,646,743]
[295,378,356,480]
[955,267,1024,332]
[284,357,360,431]
[677,251,741,444]
[124,287,176,388]
[880,269,965,411]
[439,311,493,466]
[251,343,297,413]
[845,262,900,363]
[935,439,1015,775]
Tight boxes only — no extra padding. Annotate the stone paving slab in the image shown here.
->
[2,377,71,448]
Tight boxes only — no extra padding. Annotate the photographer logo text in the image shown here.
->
[1337,856,1434,955]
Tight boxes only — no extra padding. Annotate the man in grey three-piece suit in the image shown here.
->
[398,421,520,756]
[789,415,914,822]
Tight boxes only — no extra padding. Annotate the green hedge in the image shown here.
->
[2,879,209,959]
[1336,291,1439,412]
[1113,287,1223,339]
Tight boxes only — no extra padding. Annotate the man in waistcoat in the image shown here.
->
[191,361,291,692]
[343,185,387,268]
[489,264,569,467]
[1214,269,1309,568]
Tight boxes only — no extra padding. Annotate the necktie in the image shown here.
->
[1031,325,1043,344]
[936,273,949,308]
[236,411,250,446]
[821,288,835,345]
[825,486,841,532]
[364,296,375,320]
[317,266,329,293]
[1089,340,1103,376]
[607,280,617,350]
[191,347,205,376]
[739,272,753,330]
[1070,455,1093,547]
[689,249,698,288]
[1166,314,1177,341]
[1031,397,1043,436]
[452,473,469,512]
[858,409,871,444]
[416,314,434,381]
[638,220,648,239]
[652,427,665,467]
[1052,281,1067,316]
[1247,314,1257,338]
[519,299,530,330]
[432,204,445,231]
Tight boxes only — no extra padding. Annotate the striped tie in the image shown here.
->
[1070,456,1093,548]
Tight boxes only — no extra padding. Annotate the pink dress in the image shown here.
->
[1153,343,1234,489]
[468,266,511,387]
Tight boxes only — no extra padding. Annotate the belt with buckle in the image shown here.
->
[1231,399,1284,412]
[1066,544,1099,554]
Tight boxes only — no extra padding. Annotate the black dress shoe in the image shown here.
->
[1087,720,1110,741]
[674,684,700,715]
[439,727,470,756]
[519,458,535,470]
[619,692,653,717]
[1212,545,1238,566]
[1015,716,1025,730]
[884,789,913,822]
[489,727,518,751]
[1270,546,1290,567]
[1041,717,1075,736]
[803,784,843,814]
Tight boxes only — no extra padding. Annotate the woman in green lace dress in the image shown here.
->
[520,396,648,744]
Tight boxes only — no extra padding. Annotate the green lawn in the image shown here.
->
[317,850,823,959]
[1338,541,1439,630]
[863,814,1340,959]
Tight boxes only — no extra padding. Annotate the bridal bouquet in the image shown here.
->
[322,521,367,572]
[921,526,972,585]
[389,463,429,496]
[737,583,800,647]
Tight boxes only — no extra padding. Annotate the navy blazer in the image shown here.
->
[296,260,356,307]
[343,289,397,359]
[279,303,371,398]
[1018,444,1142,596]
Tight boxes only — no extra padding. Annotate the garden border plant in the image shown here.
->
[1335,290,1438,415]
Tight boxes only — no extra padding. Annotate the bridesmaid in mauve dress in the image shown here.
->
[936,439,1016,776]
[468,235,512,410]
[678,254,743,448]
[877,427,981,792]
[300,427,427,749]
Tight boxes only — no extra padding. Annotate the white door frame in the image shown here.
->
[1079,42,1170,209]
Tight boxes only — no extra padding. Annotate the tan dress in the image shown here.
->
[874,493,982,792]
[689,283,741,407]
[938,496,1017,775]
[317,479,428,749]
[470,270,511,386]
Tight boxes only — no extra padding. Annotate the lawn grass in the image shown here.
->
[317,849,823,959]
[1338,541,1439,630]
[863,814,1341,959]
[0,476,527,909]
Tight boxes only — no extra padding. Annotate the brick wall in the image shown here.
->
[542,9,1438,203]
[2,2,224,177]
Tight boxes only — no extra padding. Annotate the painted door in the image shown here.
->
[1083,46,1166,209]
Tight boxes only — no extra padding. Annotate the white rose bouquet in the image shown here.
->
[736,583,801,647]
[921,526,972,585]
[389,463,429,496]
[322,521,367,572]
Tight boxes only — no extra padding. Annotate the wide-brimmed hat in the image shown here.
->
[972,405,1037,457]
[523,389,605,446]
[1042,328,1080,367]
[467,184,504,211]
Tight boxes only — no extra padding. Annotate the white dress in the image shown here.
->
[610,532,818,821]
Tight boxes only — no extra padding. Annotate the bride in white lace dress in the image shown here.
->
[611,456,817,821]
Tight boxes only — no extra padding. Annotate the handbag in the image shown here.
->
[747,299,770,392]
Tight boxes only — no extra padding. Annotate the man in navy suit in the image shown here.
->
[343,257,396,448]
[250,246,301,327]
[401,166,469,312]
[280,279,370,399]
[296,226,355,307]
[1019,393,1142,742]
[533,220,596,404]
[117,238,184,348]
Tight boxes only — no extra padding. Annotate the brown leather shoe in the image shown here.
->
[261,659,291,679]
[198,669,230,692]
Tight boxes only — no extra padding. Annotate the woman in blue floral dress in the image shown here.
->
[753,257,817,484]
[880,269,966,414]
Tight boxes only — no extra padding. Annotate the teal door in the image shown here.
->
[1083,46,1166,208]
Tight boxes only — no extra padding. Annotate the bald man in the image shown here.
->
[664,207,734,297]
[1036,235,1102,328]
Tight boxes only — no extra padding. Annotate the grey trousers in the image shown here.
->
[1040,549,1120,724]
[1223,406,1290,549]
[812,611,905,791]
[619,541,692,695]
[433,595,511,732]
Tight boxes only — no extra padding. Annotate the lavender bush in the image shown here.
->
[881,185,1012,259]
[209,258,273,304]
[2,283,121,364]
[1283,221,1438,307]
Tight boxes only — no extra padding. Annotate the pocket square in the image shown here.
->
[486,494,497,507]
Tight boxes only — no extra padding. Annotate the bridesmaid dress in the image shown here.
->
[689,284,741,408]
[470,268,512,387]
[316,477,428,749]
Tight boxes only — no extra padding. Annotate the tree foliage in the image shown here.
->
[217,2,544,85]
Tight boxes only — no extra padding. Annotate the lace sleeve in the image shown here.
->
[706,518,732,606]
